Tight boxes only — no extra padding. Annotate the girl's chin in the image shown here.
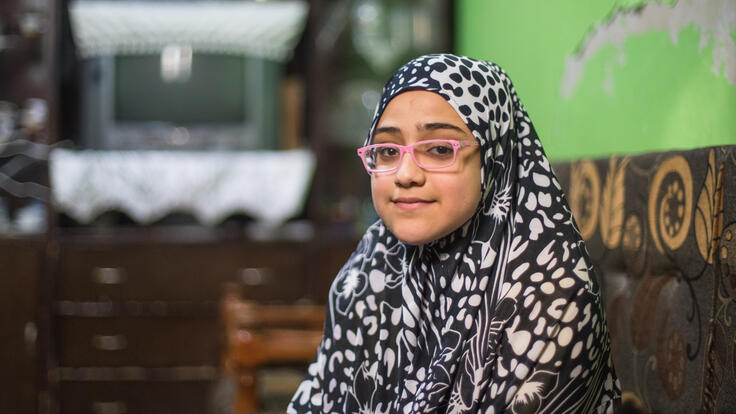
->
[390,226,444,246]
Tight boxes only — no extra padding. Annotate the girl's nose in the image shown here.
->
[393,151,425,187]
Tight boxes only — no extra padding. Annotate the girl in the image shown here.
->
[289,54,620,413]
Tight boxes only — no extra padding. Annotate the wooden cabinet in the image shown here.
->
[46,230,357,413]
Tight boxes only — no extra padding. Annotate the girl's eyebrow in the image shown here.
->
[374,126,401,135]
[374,123,466,135]
[419,122,466,133]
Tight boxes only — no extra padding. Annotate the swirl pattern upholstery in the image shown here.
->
[552,145,736,413]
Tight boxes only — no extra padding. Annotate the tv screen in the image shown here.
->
[114,53,246,125]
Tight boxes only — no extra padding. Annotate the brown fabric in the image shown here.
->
[552,145,736,413]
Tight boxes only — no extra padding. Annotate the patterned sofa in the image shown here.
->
[553,146,736,413]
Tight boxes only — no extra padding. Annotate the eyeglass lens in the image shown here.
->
[365,141,456,171]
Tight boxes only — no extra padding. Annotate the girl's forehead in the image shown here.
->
[376,91,475,140]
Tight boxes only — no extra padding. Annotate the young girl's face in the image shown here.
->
[370,90,482,245]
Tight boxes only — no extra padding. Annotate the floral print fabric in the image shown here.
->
[289,54,620,413]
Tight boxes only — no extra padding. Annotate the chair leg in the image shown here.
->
[232,369,258,414]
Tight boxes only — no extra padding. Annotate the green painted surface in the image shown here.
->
[456,0,736,160]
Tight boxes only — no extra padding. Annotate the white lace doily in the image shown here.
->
[50,149,316,225]
[69,1,309,61]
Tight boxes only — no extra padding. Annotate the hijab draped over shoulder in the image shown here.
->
[289,54,620,413]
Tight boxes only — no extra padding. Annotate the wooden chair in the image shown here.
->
[221,283,324,414]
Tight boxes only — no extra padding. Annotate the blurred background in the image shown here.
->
[0,0,733,412]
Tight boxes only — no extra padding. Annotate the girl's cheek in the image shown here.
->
[370,175,389,192]
[370,176,385,204]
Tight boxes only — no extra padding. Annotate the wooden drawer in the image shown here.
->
[58,380,213,414]
[57,241,308,302]
[58,316,219,367]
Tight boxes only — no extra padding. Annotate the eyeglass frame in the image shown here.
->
[356,139,479,173]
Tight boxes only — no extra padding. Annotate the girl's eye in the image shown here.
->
[431,145,452,154]
[427,144,454,156]
[377,146,399,157]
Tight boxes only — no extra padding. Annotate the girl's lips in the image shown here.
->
[392,197,434,211]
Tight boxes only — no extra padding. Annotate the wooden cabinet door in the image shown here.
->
[0,238,43,414]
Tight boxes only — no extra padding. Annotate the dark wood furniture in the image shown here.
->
[1,0,61,407]
[44,228,355,413]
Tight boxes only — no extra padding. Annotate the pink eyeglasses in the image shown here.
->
[357,139,479,173]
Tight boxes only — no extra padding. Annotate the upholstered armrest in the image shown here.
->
[552,146,736,413]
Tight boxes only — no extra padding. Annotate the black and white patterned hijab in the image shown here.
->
[289,54,620,413]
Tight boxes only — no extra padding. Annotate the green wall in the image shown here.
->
[456,0,736,161]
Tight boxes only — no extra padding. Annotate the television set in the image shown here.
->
[79,53,282,151]
[69,0,310,151]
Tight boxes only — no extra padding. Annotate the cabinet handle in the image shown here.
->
[239,267,273,286]
[92,401,127,414]
[91,267,127,285]
[91,334,127,351]
[24,321,37,345]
